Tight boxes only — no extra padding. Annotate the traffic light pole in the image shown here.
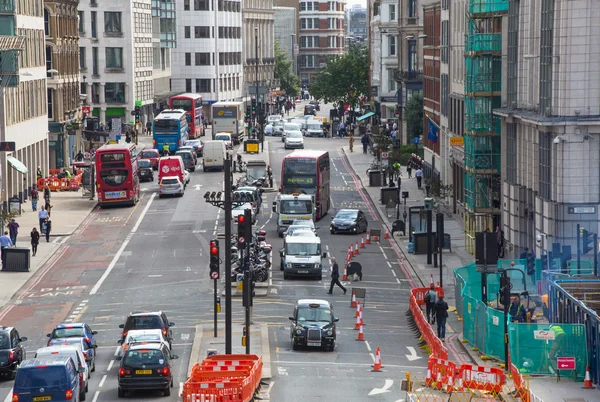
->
[577,224,581,275]
[254,27,259,140]
[224,157,233,354]
[213,278,218,338]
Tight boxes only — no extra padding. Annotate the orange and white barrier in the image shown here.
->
[356,324,365,341]
[355,314,361,330]
[354,241,360,255]
[425,357,457,391]
[342,264,348,281]
[584,366,593,389]
[458,363,505,394]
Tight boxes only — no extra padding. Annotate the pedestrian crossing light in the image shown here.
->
[582,229,594,254]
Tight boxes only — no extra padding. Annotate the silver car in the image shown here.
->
[159,176,184,197]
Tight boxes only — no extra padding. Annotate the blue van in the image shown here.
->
[13,356,83,402]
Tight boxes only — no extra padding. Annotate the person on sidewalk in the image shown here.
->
[434,294,449,341]
[327,257,347,295]
[38,206,49,231]
[392,162,401,181]
[43,217,52,243]
[349,135,354,152]
[407,162,413,178]
[415,167,423,189]
[424,284,438,324]
[30,227,39,256]
[8,219,19,246]
[31,185,39,211]
[0,231,13,266]
[361,134,370,154]
[496,226,505,258]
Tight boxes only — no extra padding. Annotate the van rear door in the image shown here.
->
[15,366,71,401]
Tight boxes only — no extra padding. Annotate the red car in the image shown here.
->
[140,148,160,170]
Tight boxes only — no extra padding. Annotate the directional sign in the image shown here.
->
[369,379,393,396]
[413,137,420,144]
[210,271,219,280]
[405,346,422,361]
[557,357,576,370]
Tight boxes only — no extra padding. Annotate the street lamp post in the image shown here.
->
[254,27,259,140]
[290,33,296,76]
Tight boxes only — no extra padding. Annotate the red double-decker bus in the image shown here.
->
[169,93,204,138]
[280,150,331,219]
[95,143,140,207]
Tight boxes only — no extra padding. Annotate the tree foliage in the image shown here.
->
[309,43,369,109]
[274,41,300,98]
[405,93,423,139]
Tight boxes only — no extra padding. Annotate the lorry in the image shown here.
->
[272,193,315,237]
[280,233,326,280]
[211,101,245,144]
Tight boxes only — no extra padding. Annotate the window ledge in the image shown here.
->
[105,68,125,73]
[104,32,123,38]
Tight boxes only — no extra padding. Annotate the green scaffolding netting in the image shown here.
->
[468,0,509,14]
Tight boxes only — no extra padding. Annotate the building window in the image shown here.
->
[441,21,449,63]
[389,4,395,21]
[105,47,123,68]
[408,39,417,71]
[539,131,552,200]
[105,83,126,104]
[186,79,192,92]
[78,11,84,34]
[79,47,86,69]
[91,83,100,103]
[195,52,210,65]
[92,47,98,75]
[300,2,306,11]
[45,46,53,77]
[104,12,122,33]
[194,0,209,11]
[91,11,97,38]
[47,88,53,119]
[185,52,191,66]
[388,35,396,56]
[184,26,190,38]
[196,79,211,92]
[408,0,416,18]
[506,123,517,184]
[195,26,210,38]
[441,73,448,116]
[44,8,50,36]
[184,0,190,10]
[387,69,396,92]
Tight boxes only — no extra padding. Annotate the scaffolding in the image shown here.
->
[463,0,506,254]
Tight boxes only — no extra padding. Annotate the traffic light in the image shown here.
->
[237,214,248,245]
[209,239,220,279]
[243,209,252,240]
[134,106,141,124]
[245,106,251,119]
[583,229,594,254]
[251,99,256,115]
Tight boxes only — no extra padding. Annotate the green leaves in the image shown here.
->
[309,43,369,108]
[405,93,423,140]
[274,41,300,97]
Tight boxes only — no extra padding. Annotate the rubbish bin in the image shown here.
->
[368,170,384,187]
[2,248,30,272]
[380,187,399,205]
[8,196,20,215]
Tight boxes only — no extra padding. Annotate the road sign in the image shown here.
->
[0,142,15,152]
[210,271,219,280]
[81,106,91,114]
[381,152,389,159]
[450,137,464,147]
[293,45,299,55]
[238,236,245,244]
[413,137,420,144]
[557,356,576,370]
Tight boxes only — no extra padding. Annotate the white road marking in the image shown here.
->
[91,193,156,295]
[325,245,329,251]
[365,340,372,352]
[369,352,375,362]
[99,374,107,387]
[396,278,401,284]
[114,346,120,357]
[277,366,289,376]
[148,274,163,278]
[383,253,388,260]
[391,270,397,277]
[379,246,385,253]
[179,381,184,396]
[181,333,190,341]
[91,391,100,402]
[107,360,114,371]
[4,391,13,402]
[387,261,392,268]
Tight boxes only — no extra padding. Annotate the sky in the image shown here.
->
[346,0,367,8]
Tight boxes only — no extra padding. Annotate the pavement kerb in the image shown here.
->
[260,323,272,379]
[188,324,203,374]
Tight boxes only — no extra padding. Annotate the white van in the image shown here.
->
[35,345,89,399]
[280,233,326,280]
[203,140,227,172]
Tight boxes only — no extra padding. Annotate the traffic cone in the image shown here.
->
[350,290,357,307]
[366,233,371,244]
[355,301,361,317]
[359,307,364,326]
[342,264,348,281]
[356,324,365,341]
[354,241,359,255]
[348,245,352,259]
[584,366,593,389]
[355,314,361,330]
[384,228,390,239]
[372,347,382,372]
[360,236,365,248]
[430,274,434,287]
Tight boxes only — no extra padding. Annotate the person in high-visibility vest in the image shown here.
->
[162,143,170,156]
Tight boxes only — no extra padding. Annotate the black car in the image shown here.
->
[119,312,175,348]
[309,101,320,111]
[117,342,178,398]
[183,139,203,157]
[289,299,338,351]
[304,105,316,116]
[137,159,154,182]
[0,326,27,379]
[330,209,368,234]
[175,150,196,172]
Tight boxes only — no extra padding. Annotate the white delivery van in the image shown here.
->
[280,233,326,280]
[202,140,227,172]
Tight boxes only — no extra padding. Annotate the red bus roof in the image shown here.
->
[170,93,202,100]
[283,150,328,159]
[96,143,137,152]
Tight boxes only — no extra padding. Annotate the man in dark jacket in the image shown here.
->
[361,134,370,154]
[327,257,347,295]
[434,295,449,341]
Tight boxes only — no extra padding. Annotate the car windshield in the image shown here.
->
[184,140,200,147]
[123,349,165,368]
[15,367,68,388]
[280,200,312,214]
[176,152,191,159]
[52,327,85,338]
[274,121,284,127]
[290,230,314,237]
[297,306,332,323]
[138,160,151,168]
[50,338,88,350]
[292,219,315,228]
[335,211,358,219]
[141,151,157,159]
[161,179,178,185]
[288,131,303,138]
[286,242,320,256]
[126,334,161,344]
[307,124,321,130]
[179,147,193,152]
[215,135,230,141]
[0,334,9,348]
[127,316,164,330]
[285,124,301,131]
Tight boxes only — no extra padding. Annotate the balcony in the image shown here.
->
[0,0,15,13]
[246,58,258,65]
[261,57,274,64]
[394,69,423,83]
[465,33,502,54]
[468,0,508,15]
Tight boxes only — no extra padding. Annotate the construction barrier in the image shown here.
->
[182,354,263,402]
[409,287,448,360]
[425,356,456,391]
[511,363,530,402]
[458,363,506,394]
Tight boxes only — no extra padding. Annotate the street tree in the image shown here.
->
[274,41,300,98]
[309,43,369,111]
[405,93,423,140]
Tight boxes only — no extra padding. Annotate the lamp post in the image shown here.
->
[254,27,259,139]
[290,33,297,76]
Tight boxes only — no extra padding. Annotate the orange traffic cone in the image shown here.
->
[342,264,348,281]
[356,324,365,341]
[366,233,371,244]
[354,314,361,330]
[350,290,357,307]
[384,228,390,239]
[355,300,361,317]
[373,233,379,242]
[372,347,382,372]
[359,307,364,326]
[430,274,434,287]
[360,236,365,248]
[354,241,359,255]
[584,366,593,389]
[347,245,352,259]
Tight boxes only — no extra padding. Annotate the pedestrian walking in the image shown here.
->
[327,257,347,295]
[30,185,39,211]
[8,219,19,246]
[424,284,438,324]
[348,135,354,152]
[30,227,39,256]
[361,134,370,154]
[434,294,449,341]
[0,231,13,266]
[407,162,412,178]
[496,226,505,258]
[415,167,423,189]
[43,217,52,243]
[38,206,49,231]
[392,162,401,181]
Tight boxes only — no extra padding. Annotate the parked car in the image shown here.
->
[0,326,27,380]
[159,176,185,198]
[137,159,154,182]
[183,139,204,157]
[140,148,160,170]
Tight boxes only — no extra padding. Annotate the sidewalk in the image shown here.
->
[0,189,97,307]
[342,144,596,400]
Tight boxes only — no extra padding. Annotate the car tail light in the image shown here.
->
[11,394,17,402]
[162,328,167,336]
[65,390,73,400]
[86,337,91,344]
[123,331,128,338]
[79,372,83,385]
[9,351,14,362]
[119,368,131,376]
[158,367,170,375]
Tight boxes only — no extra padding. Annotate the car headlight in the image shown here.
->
[296,329,303,335]
[329,225,333,230]
[326,330,333,336]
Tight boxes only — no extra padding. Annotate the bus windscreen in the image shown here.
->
[154,120,180,130]
[171,99,192,111]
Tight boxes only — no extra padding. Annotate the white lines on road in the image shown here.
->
[382,253,388,260]
[179,382,184,397]
[387,261,392,268]
[91,193,156,295]
[365,340,372,352]
[148,274,163,278]
[91,391,100,402]
[3,391,13,402]
[260,219,270,230]
[396,278,401,284]
[369,353,376,363]
[107,360,114,371]
[99,374,107,388]
[379,246,385,253]
[64,300,89,323]
[114,346,120,357]
[391,270,397,277]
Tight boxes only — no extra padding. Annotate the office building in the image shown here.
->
[347,4,366,42]
[274,6,297,74]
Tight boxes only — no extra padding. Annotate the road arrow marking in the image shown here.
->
[369,379,393,396]
[194,184,203,190]
[405,347,422,361]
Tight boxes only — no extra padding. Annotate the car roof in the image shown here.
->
[54,323,85,329]
[336,209,359,214]
[129,311,163,317]
[161,176,180,180]
[285,234,318,242]
[175,149,193,153]
[36,345,82,355]
[292,219,314,225]
[237,186,258,191]
[296,299,331,308]
[20,356,73,368]
[215,132,231,136]
[141,148,159,153]
[0,326,13,332]
[128,342,163,351]
[125,329,164,338]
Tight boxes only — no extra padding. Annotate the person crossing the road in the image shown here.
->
[327,257,347,295]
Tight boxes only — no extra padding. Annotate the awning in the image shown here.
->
[7,156,28,174]
[357,112,375,121]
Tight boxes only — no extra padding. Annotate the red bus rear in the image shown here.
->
[95,143,140,207]
[169,93,204,139]
[280,150,331,219]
